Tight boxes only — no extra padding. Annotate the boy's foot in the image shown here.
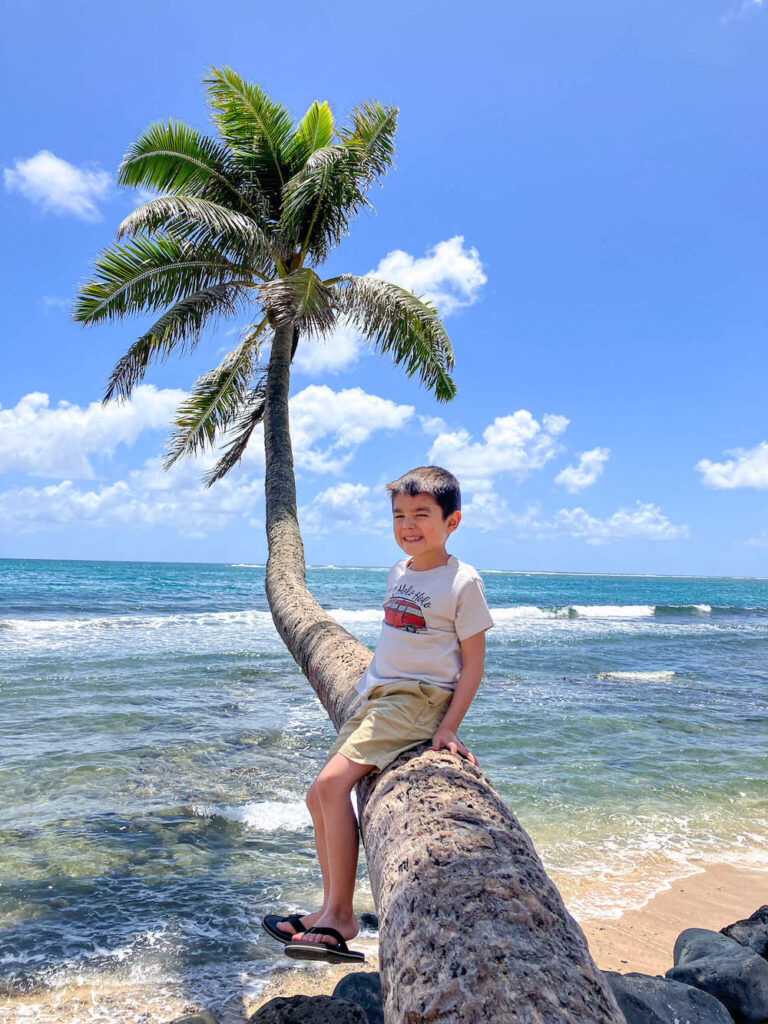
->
[291,912,359,948]
[275,908,326,937]
[285,925,365,964]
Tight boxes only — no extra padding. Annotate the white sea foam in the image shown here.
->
[597,670,676,682]
[571,605,655,618]
[326,607,383,624]
[190,800,312,832]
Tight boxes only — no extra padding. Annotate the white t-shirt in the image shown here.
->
[355,555,494,698]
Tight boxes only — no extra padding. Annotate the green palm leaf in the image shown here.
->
[204,66,293,214]
[331,275,456,401]
[164,319,269,468]
[283,100,334,173]
[280,146,369,264]
[73,234,251,325]
[203,380,267,487]
[103,283,246,402]
[116,195,274,277]
[339,102,398,181]
[117,120,258,218]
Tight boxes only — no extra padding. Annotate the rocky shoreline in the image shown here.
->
[169,905,768,1024]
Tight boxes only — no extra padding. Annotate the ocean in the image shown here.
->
[1,558,767,1021]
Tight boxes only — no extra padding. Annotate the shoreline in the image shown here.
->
[3,861,765,1023]
[577,860,768,976]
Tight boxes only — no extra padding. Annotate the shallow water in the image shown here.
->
[1,558,767,1019]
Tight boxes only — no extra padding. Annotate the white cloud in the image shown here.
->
[555,446,610,493]
[43,295,71,311]
[461,490,687,543]
[284,386,414,474]
[4,150,111,221]
[372,235,486,316]
[696,441,768,490]
[0,386,185,479]
[299,481,389,536]
[546,504,688,544]
[292,322,363,376]
[0,458,263,538]
[721,0,763,22]
[291,236,486,376]
[428,410,569,492]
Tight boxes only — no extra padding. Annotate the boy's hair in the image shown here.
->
[386,466,461,519]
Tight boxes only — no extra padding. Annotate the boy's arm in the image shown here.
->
[430,630,486,765]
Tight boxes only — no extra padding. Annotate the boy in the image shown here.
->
[262,466,494,963]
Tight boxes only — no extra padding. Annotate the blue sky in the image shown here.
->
[1,0,766,574]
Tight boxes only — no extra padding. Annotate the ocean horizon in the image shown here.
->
[2,556,766,1021]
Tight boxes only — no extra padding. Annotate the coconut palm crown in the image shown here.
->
[73,67,456,484]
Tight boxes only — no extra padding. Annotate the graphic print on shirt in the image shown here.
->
[383,581,432,633]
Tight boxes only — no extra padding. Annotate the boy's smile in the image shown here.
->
[392,493,461,571]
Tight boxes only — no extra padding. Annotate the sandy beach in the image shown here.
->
[4,860,765,1023]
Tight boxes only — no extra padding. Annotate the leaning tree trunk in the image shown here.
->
[263,323,625,1024]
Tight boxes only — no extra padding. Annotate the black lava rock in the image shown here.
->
[358,913,378,931]
[332,972,383,1024]
[604,970,732,1023]
[722,906,768,960]
[666,927,768,1023]
[248,995,367,1024]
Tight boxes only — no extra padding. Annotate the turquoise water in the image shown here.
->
[1,558,767,1019]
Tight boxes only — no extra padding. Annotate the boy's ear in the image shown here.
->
[446,509,462,534]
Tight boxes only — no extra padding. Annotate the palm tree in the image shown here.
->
[73,68,623,1024]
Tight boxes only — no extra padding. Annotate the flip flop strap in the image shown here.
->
[304,926,349,951]
[285,914,305,929]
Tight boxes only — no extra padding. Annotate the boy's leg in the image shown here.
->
[292,753,375,946]
[275,779,330,937]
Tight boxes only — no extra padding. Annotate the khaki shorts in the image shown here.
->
[327,679,454,773]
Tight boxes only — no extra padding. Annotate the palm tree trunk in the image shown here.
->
[262,323,625,1024]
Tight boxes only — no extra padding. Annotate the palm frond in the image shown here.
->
[282,100,334,173]
[339,102,398,181]
[203,378,267,487]
[73,234,252,325]
[103,283,246,402]
[259,268,336,336]
[116,195,274,277]
[164,319,269,468]
[204,66,293,214]
[117,120,259,218]
[331,275,456,401]
[279,146,369,264]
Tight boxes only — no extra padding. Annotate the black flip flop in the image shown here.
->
[262,913,310,945]
[284,926,365,964]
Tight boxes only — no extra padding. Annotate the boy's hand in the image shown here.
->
[430,726,478,765]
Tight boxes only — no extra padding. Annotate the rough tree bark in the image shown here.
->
[263,323,625,1024]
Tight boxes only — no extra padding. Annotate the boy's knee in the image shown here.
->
[306,782,321,812]
[314,769,350,802]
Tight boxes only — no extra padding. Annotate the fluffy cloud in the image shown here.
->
[0,386,185,479]
[4,150,111,221]
[428,410,569,492]
[555,447,610,493]
[0,457,263,538]
[372,236,486,316]
[285,386,414,474]
[696,442,768,489]
[461,491,686,543]
[292,237,485,376]
[0,382,416,536]
[292,322,363,376]
[299,482,389,536]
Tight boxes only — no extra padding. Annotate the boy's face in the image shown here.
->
[391,492,461,563]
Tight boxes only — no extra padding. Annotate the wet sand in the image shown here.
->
[579,861,768,976]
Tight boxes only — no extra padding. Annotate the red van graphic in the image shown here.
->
[383,598,428,633]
